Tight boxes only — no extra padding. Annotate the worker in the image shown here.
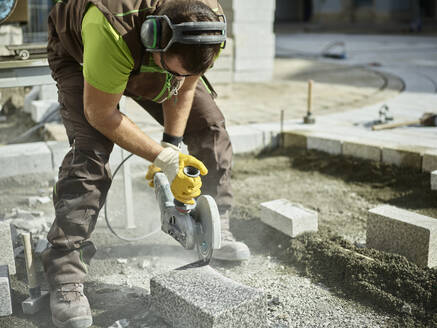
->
[41,0,250,327]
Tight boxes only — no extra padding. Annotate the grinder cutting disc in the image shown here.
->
[193,195,221,263]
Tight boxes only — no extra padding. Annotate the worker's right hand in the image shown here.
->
[153,147,208,205]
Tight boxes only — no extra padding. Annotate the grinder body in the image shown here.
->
[153,171,221,263]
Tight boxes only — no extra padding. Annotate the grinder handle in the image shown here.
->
[174,166,200,208]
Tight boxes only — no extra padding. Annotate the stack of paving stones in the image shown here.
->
[367,205,437,268]
[220,0,275,82]
[0,221,16,316]
[151,265,267,327]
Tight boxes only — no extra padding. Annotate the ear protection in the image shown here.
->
[141,14,227,52]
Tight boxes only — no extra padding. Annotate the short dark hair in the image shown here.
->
[157,0,222,75]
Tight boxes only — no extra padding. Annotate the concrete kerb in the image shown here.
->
[0,142,52,178]
[282,130,437,170]
[1,122,436,178]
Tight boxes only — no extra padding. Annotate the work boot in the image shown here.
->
[50,283,92,328]
[212,211,250,262]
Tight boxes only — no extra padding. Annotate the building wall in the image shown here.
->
[309,0,436,24]
[275,0,303,22]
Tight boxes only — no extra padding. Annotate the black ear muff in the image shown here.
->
[141,17,161,49]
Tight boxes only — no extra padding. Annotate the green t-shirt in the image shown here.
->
[81,5,134,94]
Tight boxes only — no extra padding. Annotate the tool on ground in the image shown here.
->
[21,232,49,314]
[303,80,316,124]
[321,41,347,60]
[154,166,221,265]
[372,112,437,131]
[378,104,394,124]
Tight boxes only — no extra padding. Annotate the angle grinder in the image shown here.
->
[153,167,221,264]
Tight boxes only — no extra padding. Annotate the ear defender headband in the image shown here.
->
[141,14,227,52]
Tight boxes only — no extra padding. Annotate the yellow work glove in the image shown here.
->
[152,143,208,205]
[145,164,162,187]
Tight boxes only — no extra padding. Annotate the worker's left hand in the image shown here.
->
[145,164,162,187]
[150,143,208,205]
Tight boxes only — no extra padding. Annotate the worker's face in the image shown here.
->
[152,53,193,77]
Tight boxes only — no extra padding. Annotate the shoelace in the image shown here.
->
[56,284,84,302]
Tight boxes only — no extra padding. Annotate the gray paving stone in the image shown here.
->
[432,171,437,191]
[367,205,437,268]
[342,139,382,162]
[382,146,423,169]
[260,199,318,237]
[0,222,16,275]
[307,133,343,155]
[0,142,52,178]
[0,265,12,317]
[227,125,265,154]
[282,131,309,149]
[46,141,70,171]
[31,100,58,122]
[150,266,267,328]
[423,150,437,172]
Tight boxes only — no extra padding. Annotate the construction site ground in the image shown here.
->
[0,34,436,327]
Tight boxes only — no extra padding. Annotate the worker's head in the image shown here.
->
[147,0,225,76]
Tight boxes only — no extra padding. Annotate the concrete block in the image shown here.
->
[31,100,59,122]
[423,150,437,172]
[382,146,422,169]
[227,125,265,154]
[23,86,41,113]
[22,291,49,315]
[231,22,274,36]
[342,140,382,162]
[0,25,23,56]
[0,222,16,275]
[234,57,274,72]
[432,171,437,191]
[151,266,267,328]
[307,134,342,155]
[0,142,53,178]
[260,199,318,237]
[0,265,12,316]
[205,70,233,84]
[234,70,273,82]
[46,141,70,171]
[39,84,58,100]
[282,131,308,149]
[367,205,437,268]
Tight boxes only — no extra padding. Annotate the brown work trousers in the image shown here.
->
[42,21,233,288]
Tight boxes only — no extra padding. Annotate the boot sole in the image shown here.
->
[52,315,93,328]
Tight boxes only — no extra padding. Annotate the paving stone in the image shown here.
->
[307,134,343,155]
[227,125,265,154]
[282,131,309,149]
[423,150,437,172]
[0,222,16,275]
[0,142,53,178]
[432,171,437,191]
[367,205,437,268]
[382,145,423,169]
[46,141,70,171]
[0,265,12,316]
[39,83,58,100]
[31,100,59,122]
[260,199,318,237]
[23,86,41,113]
[150,266,267,328]
[342,140,382,162]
